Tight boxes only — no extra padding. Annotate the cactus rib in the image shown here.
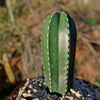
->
[41,14,54,91]
[58,12,70,93]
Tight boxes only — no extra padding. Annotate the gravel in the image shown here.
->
[13,76,100,100]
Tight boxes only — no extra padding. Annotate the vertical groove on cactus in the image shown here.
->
[41,12,77,94]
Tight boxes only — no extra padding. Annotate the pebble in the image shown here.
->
[29,84,33,89]
[23,93,33,97]
[28,90,31,94]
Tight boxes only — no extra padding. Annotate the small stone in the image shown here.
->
[32,89,38,94]
[38,83,42,87]
[33,89,37,92]
[95,92,100,98]
[31,83,38,88]
[28,90,31,94]
[94,89,99,92]
[29,85,33,89]
[22,93,32,97]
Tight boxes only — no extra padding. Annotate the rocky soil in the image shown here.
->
[12,77,100,100]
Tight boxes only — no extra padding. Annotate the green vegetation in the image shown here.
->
[0,17,9,24]
[0,24,24,54]
[41,12,77,94]
[74,60,79,69]
[80,61,85,65]
[85,18,98,26]
[94,78,100,87]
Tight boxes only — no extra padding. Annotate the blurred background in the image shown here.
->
[0,0,100,99]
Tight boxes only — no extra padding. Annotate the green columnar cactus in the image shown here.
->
[41,12,77,94]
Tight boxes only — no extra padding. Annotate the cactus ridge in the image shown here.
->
[41,14,54,91]
[66,13,70,82]
[58,12,70,93]
[65,13,70,88]
[41,12,76,94]
[46,15,52,91]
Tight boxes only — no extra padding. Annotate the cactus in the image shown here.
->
[41,12,77,94]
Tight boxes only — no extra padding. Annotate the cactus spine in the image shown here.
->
[41,12,77,94]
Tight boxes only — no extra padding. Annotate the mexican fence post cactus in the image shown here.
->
[41,12,77,94]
